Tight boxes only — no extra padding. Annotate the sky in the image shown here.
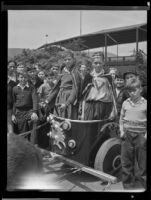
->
[8,10,147,56]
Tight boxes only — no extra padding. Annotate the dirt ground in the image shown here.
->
[30,154,125,192]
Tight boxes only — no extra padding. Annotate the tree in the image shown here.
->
[63,38,86,51]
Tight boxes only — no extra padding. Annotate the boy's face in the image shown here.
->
[109,69,117,79]
[38,71,45,80]
[92,58,104,73]
[8,62,16,70]
[17,65,24,73]
[125,73,137,83]
[80,65,87,76]
[64,56,74,69]
[52,67,58,75]
[114,78,124,88]
[28,70,36,78]
[18,74,28,85]
[127,87,142,100]
[47,76,54,87]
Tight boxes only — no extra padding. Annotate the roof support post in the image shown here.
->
[105,34,107,67]
[136,28,139,54]
[117,44,118,67]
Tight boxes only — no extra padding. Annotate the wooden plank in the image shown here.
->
[50,152,117,184]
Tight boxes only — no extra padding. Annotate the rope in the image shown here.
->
[19,121,49,137]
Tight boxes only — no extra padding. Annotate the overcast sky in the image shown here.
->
[8,10,147,55]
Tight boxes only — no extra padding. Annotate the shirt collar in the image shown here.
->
[127,97,145,106]
[91,69,104,78]
[17,82,29,89]
[64,67,70,74]
[8,76,16,83]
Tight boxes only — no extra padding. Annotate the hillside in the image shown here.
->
[8,48,25,59]
[8,48,117,60]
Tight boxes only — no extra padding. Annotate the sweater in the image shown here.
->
[12,83,38,114]
[120,97,147,133]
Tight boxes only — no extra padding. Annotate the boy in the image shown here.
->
[38,72,55,115]
[7,68,17,133]
[109,67,117,80]
[12,71,38,134]
[120,77,147,190]
[82,52,113,120]
[114,73,125,119]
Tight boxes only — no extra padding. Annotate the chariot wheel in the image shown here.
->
[94,138,121,175]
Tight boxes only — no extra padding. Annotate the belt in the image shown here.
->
[16,107,32,112]
[123,120,146,127]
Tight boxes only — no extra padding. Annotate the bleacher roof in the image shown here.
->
[38,23,147,51]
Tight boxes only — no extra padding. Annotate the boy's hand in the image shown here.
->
[12,114,17,124]
[144,132,147,140]
[120,130,125,139]
[59,104,67,112]
[31,113,38,121]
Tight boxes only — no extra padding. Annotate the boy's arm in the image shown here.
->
[119,102,125,138]
[31,87,38,114]
[144,100,147,140]
[12,87,16,115]
[45,79,61,104]
[37,85,43,99]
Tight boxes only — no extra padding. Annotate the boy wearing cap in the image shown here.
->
[122,70,147,102]
[12,71,38,134]
[120,77,146,190]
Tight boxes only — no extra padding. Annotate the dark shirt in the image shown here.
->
[28,75,44,90]
[7,80,17,110]
[115,87,125,116]
[12,83,38,114]
[80,73,93,99]
[141,85,147,99]
[35,76,44,89]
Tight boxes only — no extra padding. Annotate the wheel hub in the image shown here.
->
[112,155,121,170]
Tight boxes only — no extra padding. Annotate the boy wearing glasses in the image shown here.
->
[120,77,147,190]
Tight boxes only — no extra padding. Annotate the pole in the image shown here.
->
[117,44,118,67]
[136,28,139,54]
[80,10,82,36]
[136,28,139,66]
[45,34,48,50]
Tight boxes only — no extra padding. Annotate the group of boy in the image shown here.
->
[7,59,147,190]
[7,61,59,135]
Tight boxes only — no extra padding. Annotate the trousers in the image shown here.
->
[121,130,146,189]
